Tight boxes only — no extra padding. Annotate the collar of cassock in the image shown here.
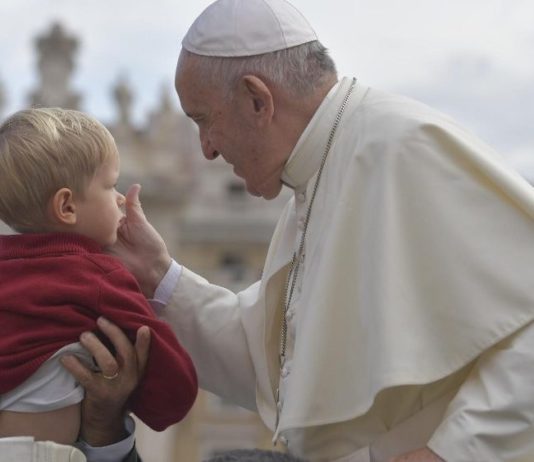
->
[281,77,355,190]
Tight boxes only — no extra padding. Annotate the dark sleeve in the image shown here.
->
[122,446,143,462]
[98,266,198,432]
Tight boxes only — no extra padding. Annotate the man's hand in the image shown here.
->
[61,317,151,447]
[107,184,172,298]
[389,447,445,462]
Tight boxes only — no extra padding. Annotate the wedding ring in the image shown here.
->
[101,371,119,380]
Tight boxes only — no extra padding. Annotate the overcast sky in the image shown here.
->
[1,0,533,176]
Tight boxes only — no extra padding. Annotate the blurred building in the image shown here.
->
[0,22,291,461]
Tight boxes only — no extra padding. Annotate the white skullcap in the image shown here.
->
[182,0,318,57]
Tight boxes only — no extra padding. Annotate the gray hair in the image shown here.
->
[179,41,337,99]
[203,449,306,462]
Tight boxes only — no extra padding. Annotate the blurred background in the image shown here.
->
[1,0,533,460]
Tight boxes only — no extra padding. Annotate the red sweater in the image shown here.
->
[0,232,198,431]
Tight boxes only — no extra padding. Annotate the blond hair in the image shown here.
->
[0,107,117,232]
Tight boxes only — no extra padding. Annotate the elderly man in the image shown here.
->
[70,0,534,461]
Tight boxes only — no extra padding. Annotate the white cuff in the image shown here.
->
[75,415,135,462]
[148,260,182,313]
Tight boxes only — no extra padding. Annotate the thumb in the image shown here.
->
[125,184,146,221]
[135,325,151,378]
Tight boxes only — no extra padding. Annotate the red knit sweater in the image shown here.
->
[0,232,198,431]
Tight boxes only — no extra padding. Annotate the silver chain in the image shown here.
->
[278,78,357,368]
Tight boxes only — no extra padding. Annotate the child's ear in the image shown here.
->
[48,188,77,225]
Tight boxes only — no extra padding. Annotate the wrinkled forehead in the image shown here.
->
[176,54,206,94]
[175,56,224,114]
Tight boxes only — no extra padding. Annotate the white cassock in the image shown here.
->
[160,77,534,461]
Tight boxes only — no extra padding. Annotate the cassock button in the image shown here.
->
[281,366,290,378]
[279,435,289,446]
[286,309,295,321]
[297,217,305,230]
[296,192,306,203]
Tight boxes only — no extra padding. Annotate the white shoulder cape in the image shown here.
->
[248,77,534,432]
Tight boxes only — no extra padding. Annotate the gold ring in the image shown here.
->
[101,371,119,380]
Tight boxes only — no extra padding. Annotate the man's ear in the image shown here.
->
[48,188,77,225]
[237,75,274,126]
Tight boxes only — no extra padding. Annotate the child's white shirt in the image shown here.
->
[0,343,91,412]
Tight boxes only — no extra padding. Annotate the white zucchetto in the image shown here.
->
[182,0,318,57]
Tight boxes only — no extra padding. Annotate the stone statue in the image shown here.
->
[113,75,133,126]
[29,22,81,109]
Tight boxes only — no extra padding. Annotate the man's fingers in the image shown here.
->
[124,183,146,221]
[135,326,151,377]
[125,183,141,206]
[80,328,119,376]
[62,319,144,447]
[96,317,135,370]
[60,355,94,388]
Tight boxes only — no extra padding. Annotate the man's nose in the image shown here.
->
[201,138,220,160]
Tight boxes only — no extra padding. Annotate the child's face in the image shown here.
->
[73,152,125,247]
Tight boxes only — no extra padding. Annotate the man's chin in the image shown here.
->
[248,188,262,198]
[247,184,282,200]
[242,181,260,197]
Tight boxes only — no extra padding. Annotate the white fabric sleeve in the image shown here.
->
[158,266,259,412]
[74,415,135,462]
[428,321,534,461]
[0,437,87,461]
[147,260,182,313]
